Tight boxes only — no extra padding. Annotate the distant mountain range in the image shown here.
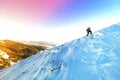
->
[0,40,55,70]
[16,40,56,50]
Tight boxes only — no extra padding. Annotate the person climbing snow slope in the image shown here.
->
[86,27,92,36]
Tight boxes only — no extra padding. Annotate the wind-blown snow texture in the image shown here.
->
[0,24,120,80]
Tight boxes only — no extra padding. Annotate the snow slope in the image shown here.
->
[0,24,120,80]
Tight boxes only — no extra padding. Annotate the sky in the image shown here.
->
[0,0,120,44]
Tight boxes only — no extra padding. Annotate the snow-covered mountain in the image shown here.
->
[0,24,120,80]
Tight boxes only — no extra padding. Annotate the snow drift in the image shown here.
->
[0,24,120,80]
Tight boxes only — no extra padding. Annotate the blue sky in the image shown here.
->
[43,0,120,27]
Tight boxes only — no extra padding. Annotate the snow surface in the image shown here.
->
[0,24,120,80]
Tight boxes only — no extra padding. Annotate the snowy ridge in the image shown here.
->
[0,25,120,80]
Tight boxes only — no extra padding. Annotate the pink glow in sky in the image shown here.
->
[0,0,69,25]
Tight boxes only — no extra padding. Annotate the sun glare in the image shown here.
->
[0,17,31,40]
